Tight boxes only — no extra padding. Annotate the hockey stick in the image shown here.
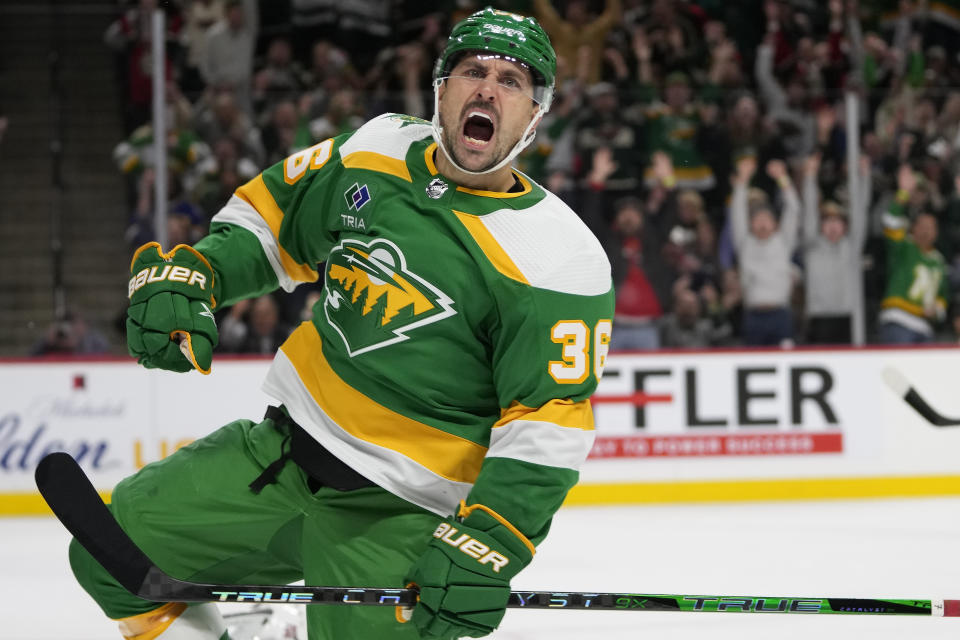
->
[882,367,960,426]
[35,452,960,616]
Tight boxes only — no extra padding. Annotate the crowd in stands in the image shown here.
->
[57,0,960,356]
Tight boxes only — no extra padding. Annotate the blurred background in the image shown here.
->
[6,0,960,357]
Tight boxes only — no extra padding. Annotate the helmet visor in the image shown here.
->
[438,52,551,105]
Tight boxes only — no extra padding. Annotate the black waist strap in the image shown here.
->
[249,406,376,494]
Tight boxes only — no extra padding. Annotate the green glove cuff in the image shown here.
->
[405,503,535,639]
[456,502,537,567]
[126,242,219,374]
[439,503,535,582]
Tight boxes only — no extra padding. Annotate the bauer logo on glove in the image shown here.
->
[126,242,219,374]
[431,521,510,573]
[128,264,209,298]
[405,502,536,639]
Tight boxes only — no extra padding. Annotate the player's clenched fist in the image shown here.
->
[404,503,534,640]
[126,242,219,374]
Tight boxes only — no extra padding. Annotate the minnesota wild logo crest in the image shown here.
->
[323,238,456,356]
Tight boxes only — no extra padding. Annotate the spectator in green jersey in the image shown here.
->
[878,165,949,343]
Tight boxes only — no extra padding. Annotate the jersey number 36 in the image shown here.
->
[549,320,612,384]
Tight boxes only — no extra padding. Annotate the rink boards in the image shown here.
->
[2,347,960,514]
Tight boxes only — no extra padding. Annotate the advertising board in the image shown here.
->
[2,348,960,513]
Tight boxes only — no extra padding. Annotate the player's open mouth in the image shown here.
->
[462,111,495,149]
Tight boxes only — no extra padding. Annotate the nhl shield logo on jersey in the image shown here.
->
[425,177,448,199]
[323,238,456,356]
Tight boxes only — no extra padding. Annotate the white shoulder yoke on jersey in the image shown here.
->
[338,113,433,183]
[454,190,612,296]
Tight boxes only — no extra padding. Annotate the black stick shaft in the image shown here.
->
[35,453,959,616]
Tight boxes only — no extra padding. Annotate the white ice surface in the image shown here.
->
[3,498,959,639]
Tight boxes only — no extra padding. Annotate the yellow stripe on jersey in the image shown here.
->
[235,176,320,283]
[281,323,487,483]
[495,399,595,431]
[881,296,924,316]
[342,151,412,182]
[121,154,140,174]
[453,210,530,285]
[425,142,439,175]
[423,141,532,198]
[457,173,532,198]
[884,228,906,241]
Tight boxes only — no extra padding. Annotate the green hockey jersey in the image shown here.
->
[194,113,615,543]
[879,201,948,336]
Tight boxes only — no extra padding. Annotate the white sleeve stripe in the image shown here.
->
[883,213,908,229]
[487,418,595,470]
[212,196,299,292]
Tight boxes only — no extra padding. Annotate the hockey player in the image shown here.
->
[69,8,614,640]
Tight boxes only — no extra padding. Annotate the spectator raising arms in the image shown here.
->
[94,0,960,356]
[533,0,622,85]
[179,0,225,95]
[729,156,801,346]
[606,194,675,350]
[199,0,258,112]
[878,165,949,343]
[639,71,717,192]
[104,0,181,132]
[801,152,871,344]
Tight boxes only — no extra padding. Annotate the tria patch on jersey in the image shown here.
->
[323,238,456,356]
[344,182,372,210]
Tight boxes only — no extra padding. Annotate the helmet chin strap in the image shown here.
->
[430,80,548,177]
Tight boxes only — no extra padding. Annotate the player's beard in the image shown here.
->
[440,108,512,174]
